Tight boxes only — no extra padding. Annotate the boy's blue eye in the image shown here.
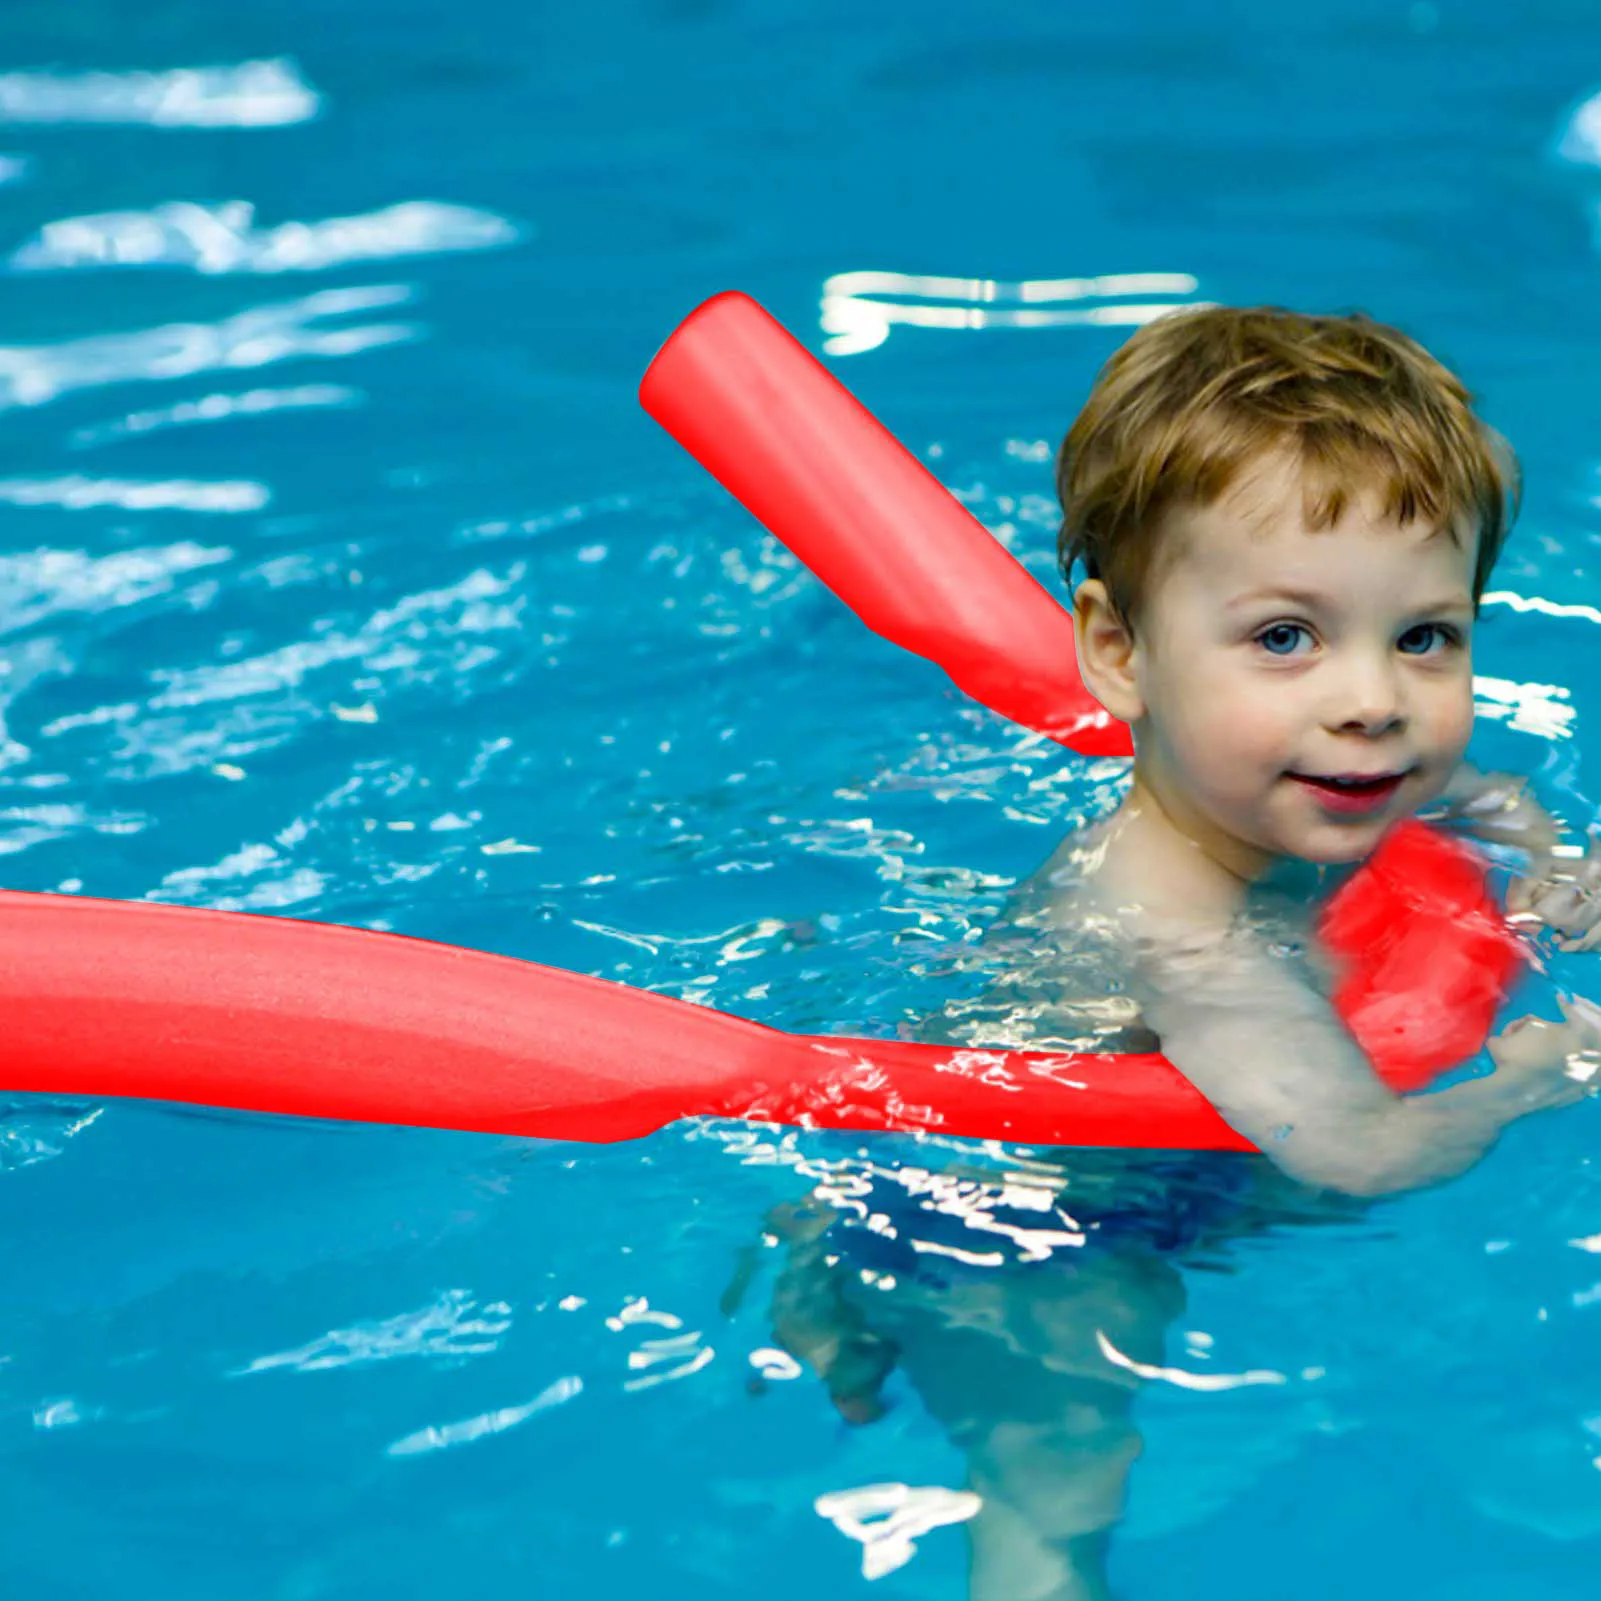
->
[1256,622,1312,656]
[1397,622,1461,655]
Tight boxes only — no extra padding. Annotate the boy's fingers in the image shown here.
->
[1548,902,1601,941]
[1556,992,1601,1038]
[1522,865,1601,938]
[1528,893,1580,935]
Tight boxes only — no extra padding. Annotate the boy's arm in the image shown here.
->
[1129,927,1596,1199]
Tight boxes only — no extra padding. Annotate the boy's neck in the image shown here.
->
[1094,768,1333,933]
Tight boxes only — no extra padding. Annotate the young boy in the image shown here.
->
[752,306,1601,1600]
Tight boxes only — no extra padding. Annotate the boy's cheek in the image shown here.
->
[1187,680,1293,759]
[1171,711,1289,789]
[1436,686,1478,763]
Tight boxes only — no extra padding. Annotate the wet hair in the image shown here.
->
[1055,304,1520,626]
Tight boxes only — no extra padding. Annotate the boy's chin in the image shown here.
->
[1278,819,1405,867]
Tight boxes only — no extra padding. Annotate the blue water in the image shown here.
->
[2,1,1601,1595]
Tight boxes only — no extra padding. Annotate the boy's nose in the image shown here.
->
[1328,660,1406,735]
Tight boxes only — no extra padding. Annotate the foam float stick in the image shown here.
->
[0,888,1246,1149]
[639,291,1130,755]
[0,293,1525,1149]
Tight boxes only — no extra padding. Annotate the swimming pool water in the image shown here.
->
[2,1,1601,1595]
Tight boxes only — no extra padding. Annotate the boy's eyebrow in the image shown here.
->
[1225,586,1474,614]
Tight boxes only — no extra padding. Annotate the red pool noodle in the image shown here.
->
[0,888,1248,1150]
[639,291,1130,755]
[0,292,1524,1149]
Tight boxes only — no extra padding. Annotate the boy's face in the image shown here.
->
[1118,453,1478,874]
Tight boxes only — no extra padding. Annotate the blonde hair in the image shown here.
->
[1055,305,1520,625]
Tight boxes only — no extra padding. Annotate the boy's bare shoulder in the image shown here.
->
[1039,806,1346,1046]
[918,798,1339,1058]
[914,818,1156,1053]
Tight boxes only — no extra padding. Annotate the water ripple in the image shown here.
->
[0,541,232,633]
[231,1289,512,1376]
[0,284,418,411]
[69,383,360,449]
[386,1374,583,1458]
[0,1101,101,1173]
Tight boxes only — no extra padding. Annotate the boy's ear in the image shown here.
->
[1072,579,1146,724]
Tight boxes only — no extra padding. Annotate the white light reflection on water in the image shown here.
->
[1094,1330,1290,1393]
[605,1295,717,1392]
[147,565,523,713]
[572,913,804,967]
[820,269,1204,356]
[0,59,320,128]
[748,1346,802,1381]
[0,284,418,411]
[153,842,326,913]
[622,1332,716,1391]
[0,541,232,634]
[1556,88,1601,260]
[1558,88,1601,168]
[71,383,361,449]
[1472,675,1576,741]
[386,1375,583,1459]
[0,802,147,858]
[230,1288,512,1376]
[0,1102,102,1173]
[32,1397,99,1430]
[13,199,518,277]
[814,1482,981,1581]
[803,1149,1086,1265]
[1471,592,1591,740]
[1484,589,1601,628]
[0,476,268,514]
[691,1120,1090,1270]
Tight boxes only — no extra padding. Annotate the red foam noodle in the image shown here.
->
[640,291,1131,755]
[0,889,1249,1150]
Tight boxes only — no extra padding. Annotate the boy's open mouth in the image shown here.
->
[1287,769,1410,815]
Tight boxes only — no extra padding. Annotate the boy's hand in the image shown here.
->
[1437,766,1560,855]
[1437,766,1601,951]
[1486,995,1601,1112]
[1507,835,1601,952]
